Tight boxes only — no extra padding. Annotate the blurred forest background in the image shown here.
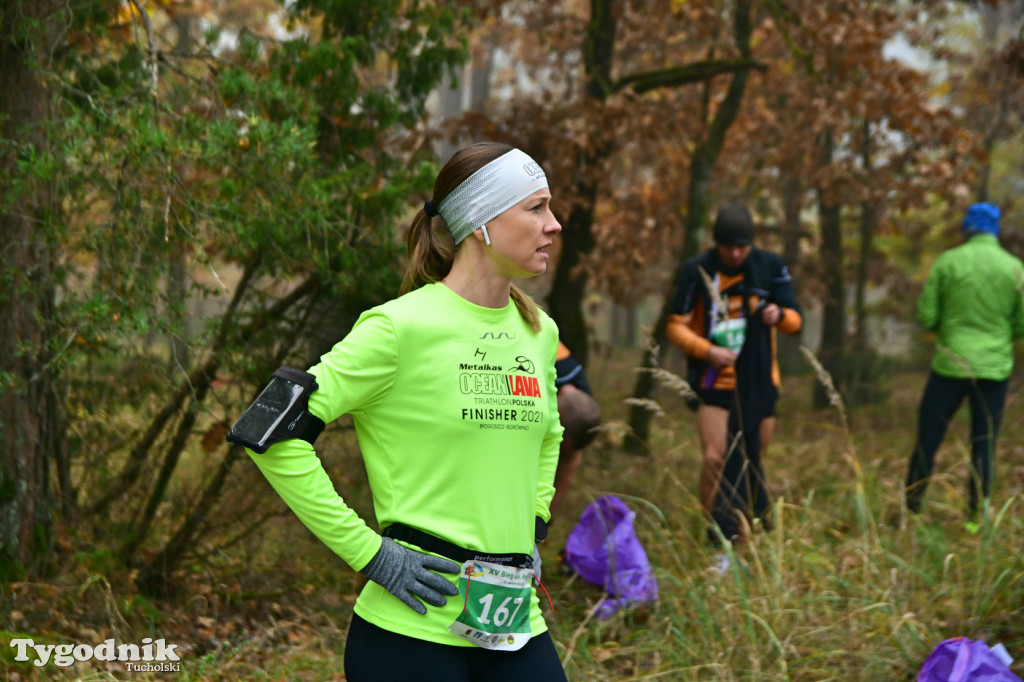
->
[2,0,1024,679]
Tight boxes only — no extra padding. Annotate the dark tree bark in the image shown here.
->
[974,3,1017,202]
[814,127,846,408]
[549,184,599,365]
[976,98,1008,204]
[0,0,65,578]
[777,172,805,374]
[853,119,874,352]
[546,0,616,368]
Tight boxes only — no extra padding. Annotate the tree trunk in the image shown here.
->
[623,304,673,453]
[853,120,874,352]
[545,0,616,368]
[976,98,1007,203]
[975,3,1012,203]
[626,0,755,452]
[814,130,846,408]
[168,15,195,375]
[0,0,64,578]
[469,36,494,112]
[549,191,598,365]
[777,173,804,374]
[439,71,464,162]
[854,204,875,350]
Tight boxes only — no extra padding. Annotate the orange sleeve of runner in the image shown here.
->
[777,307,802,335]
[666,313,712,361]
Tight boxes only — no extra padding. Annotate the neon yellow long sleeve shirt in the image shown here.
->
[248,283,563,645]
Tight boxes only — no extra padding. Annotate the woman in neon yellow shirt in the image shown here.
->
[240,142,567,681]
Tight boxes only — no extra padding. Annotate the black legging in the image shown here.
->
[905,371,1009,513]
[344,613,567,682]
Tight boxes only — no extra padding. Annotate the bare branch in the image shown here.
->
[612,59,767,95]
[127,0,159,94]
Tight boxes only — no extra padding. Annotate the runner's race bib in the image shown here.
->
[448,560,533,651]
[711,317,746,353]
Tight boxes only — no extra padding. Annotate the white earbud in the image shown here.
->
[480,225,491,246]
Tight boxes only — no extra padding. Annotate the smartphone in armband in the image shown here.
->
[227,367,324,454]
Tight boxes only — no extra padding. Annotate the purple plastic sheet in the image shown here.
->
[918,637,1022,682]
[564,495,658,619]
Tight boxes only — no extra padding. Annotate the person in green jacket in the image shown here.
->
[905,202,1024,518]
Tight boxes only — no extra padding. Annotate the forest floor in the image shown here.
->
[3,346,1024,680]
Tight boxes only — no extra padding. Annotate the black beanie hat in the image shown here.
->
[712,203,754,246]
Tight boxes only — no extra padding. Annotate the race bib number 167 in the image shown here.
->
[447,560,533,651]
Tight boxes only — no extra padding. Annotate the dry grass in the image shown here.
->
[541,347,1024,681]
[3,347,1024,681]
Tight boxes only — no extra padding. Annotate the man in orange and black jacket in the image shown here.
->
[667,203,802,545]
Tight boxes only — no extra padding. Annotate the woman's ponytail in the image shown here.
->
[400,210,454,295]
[510,285,540,332]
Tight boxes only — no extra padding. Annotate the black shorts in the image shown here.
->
[696,389,777,417]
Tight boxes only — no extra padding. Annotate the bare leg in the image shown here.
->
[759,416,776,456]
[697,405,729,514]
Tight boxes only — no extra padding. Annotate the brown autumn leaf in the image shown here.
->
[202,420,230,453]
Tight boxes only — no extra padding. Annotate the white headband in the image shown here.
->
[438,148,548,245]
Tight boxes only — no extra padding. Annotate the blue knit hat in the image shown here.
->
[962,202,1001,236]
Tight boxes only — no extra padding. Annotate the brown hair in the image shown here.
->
[401,142,541,331]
